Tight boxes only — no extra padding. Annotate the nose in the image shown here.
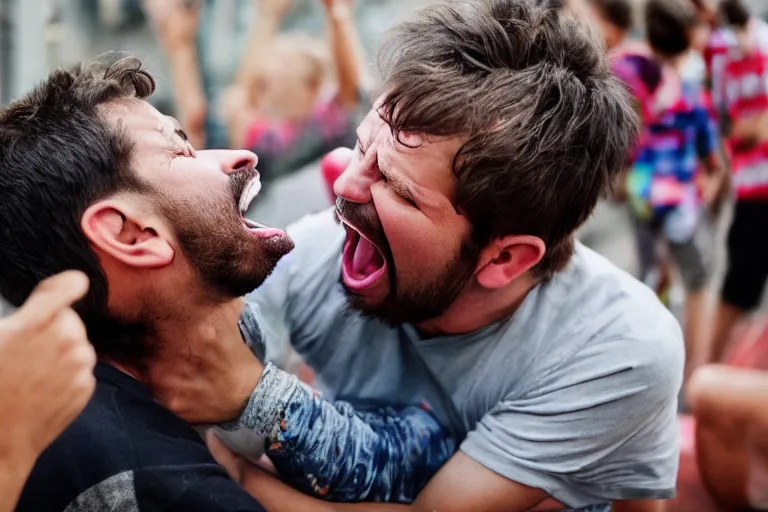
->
[203,150,259,176]
[332,148,378,204]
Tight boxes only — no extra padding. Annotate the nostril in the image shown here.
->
[233,159,252,172]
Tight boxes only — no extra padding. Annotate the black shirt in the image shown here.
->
[16,363,266,511]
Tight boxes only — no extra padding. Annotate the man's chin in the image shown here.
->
[342,287,414,327]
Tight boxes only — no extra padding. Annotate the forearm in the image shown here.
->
[237,363,454,502]
[234,10,281,93]
[241,466,408,512]
[702,152,724,177]
[326,4,365,108]
[0,449,35,512]
[731,113,768,149]
[165,45,207,148]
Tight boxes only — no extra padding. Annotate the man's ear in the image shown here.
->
[81,199,175,269]
[475,235,546,289]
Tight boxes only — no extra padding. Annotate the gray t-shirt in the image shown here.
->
[249,209,683,508]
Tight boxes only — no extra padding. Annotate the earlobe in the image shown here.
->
[81,201,175,269]
[475,235,546,289]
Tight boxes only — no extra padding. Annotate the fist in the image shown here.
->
[0,271,96,461]
[143,0,200,47]
[321,147,353,203]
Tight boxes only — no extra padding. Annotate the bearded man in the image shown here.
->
[150,1,685,511]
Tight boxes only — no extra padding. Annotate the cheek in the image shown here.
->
[375,193,464,276]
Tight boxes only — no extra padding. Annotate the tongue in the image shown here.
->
[352,236,384,277]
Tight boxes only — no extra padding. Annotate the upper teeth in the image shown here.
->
[239,176,262,214]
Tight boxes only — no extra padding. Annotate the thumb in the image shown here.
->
[13,271,89,329]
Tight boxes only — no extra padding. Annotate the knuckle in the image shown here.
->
[51,309,87,344]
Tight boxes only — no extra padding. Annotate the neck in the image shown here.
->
[104,298,243,385]
[414,275,537,337]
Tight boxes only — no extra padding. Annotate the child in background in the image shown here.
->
[585,0,633,52]
[220,0,367,187]
[707,0,768,365]
[626,0,726,385]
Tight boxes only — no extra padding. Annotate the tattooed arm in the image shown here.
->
[228,362,454,503]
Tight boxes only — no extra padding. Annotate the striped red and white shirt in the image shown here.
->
[709,20,768,200]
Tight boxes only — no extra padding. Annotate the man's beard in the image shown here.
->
[165,170,292,299]
[338,199,481,326]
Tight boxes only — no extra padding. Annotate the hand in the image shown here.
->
[143,0,200,49]
[207,431,251,483]
[697,172,727,213]
[0,271,96,463]
[145,299,264,425]
[320,0,355,16]
[259,0,294,19]
[321,147,353,202]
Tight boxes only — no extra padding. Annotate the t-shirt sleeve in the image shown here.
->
[460,335,683,508]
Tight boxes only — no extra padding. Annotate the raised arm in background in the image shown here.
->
[322,0,366,109]
[143,0,208,149]
[221,0,294,148]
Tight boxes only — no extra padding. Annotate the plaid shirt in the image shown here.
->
[709,20,768,200]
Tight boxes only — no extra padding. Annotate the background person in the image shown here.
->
[146,0,367,190]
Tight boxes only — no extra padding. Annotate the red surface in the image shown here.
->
[669,317,768,512]
[320,148,352,203]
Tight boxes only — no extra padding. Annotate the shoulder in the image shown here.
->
[18,376,237,512]
[754,19,768,49]
[17,381,138,511]
[534,244,684,393]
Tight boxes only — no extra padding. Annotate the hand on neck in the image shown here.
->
[108,296,264,425]
[108,297,246,385]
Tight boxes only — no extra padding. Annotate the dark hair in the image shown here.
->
[719,0,751,28]
[590,0,634,31]
[0,56,154,348]
[377,0,638,278]
[645,0,697,57]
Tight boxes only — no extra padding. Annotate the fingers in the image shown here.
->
[207,431,248,482]
[13,271,89,329]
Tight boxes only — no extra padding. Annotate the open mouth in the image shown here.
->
[238,176,286,240]
[341,223,388,291]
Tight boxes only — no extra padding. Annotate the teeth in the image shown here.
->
[239,177,262,214]
[243,218,267,230]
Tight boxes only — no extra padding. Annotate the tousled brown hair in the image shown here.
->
[377,0,639,278]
